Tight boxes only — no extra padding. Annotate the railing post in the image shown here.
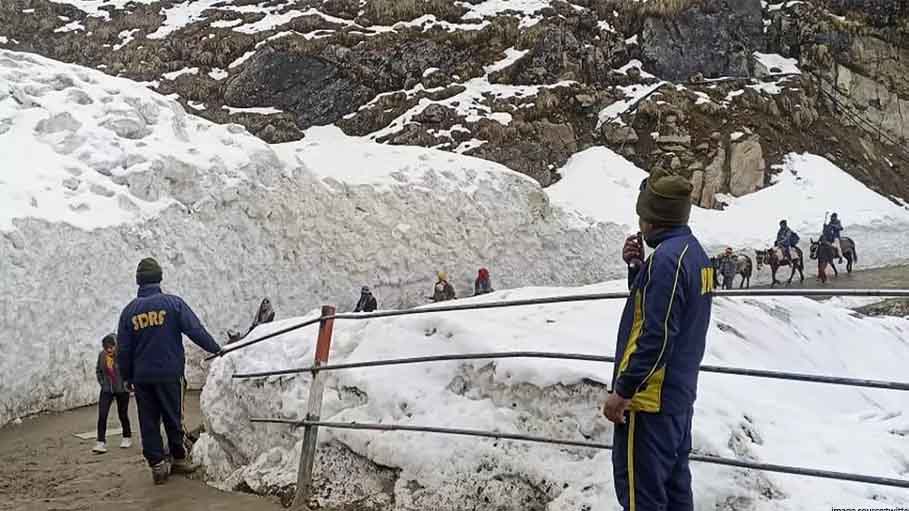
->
[291,305,335,510]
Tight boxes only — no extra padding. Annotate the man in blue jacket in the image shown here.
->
[604,168,714,511]
[117,257,222,485]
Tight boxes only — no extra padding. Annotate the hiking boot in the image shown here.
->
[120,437,132,449]
[171,457,199,475]
[151,460,171,485]
[92,441,107,454]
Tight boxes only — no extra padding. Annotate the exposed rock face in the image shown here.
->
[768,1,909,144]
[640,0,766,81]
[224,48,373,129]
[729,134,766,197]
[2,0,909,197]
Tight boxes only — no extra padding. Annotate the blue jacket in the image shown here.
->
[117,284,221,383]
[612,226,713,415]
[823,220,843,242]
[776,226,796,247]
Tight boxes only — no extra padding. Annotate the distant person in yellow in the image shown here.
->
[431,271,456,302]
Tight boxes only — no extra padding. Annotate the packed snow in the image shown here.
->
[370,48,574,139]
[208,68,229,80]
[597,82,667,129]
[0,49,622,425]
[222,106,284,115]
[196,281,909,510]
[548,147,909,269]
[47,0,157,19]
[753,52,801,76]
[113,28,139,51]
[161,66,199,81]
[461,0,552,21]
[53,20,86,33]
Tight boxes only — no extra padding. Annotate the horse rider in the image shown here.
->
[822,213,844,263]
[775,220,799,262]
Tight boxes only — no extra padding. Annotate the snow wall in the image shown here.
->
[0,50,624,425]
[196,282,909,510]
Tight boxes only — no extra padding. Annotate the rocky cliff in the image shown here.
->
[2,0,907,203]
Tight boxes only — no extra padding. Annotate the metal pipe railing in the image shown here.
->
[208,288,909,360]
[248,418,909,489]
[231,350,909,392]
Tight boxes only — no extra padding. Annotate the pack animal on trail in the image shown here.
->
[711,252,753,289]
[755,246,805,286]
[810,237,857,283]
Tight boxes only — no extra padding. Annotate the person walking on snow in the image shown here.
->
[117,257,222,485]
[354,286,378,312]
[823,213,844,263]
[719,248,737,290]
[93,334,133,454]
[606,168,713,511]
[474,268,493,296]
[432,271,456,302]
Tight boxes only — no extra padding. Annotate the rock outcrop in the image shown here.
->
[1,0,908,199]
[640,0,766,81]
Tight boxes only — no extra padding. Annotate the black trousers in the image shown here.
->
[97,391,131,442]
[134,381,186,466]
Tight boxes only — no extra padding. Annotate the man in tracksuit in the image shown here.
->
[604,168,714,511]
[117,257,222,484]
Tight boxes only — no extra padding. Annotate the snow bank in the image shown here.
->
[548,147,909,278]
[197,281,909,510]
[0,50,623,425]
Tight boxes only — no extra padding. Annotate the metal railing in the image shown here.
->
[214,289,909,507]
[209,288,909,361]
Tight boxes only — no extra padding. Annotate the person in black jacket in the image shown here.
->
[354,286,378,312]
[117,257,222,485]
[93,334,132,454]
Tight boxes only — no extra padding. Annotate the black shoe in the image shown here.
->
[151,460,171,485]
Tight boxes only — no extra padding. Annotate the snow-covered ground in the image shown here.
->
[196,281,909,510]
[548,147,909,282]
[0,50,622,425]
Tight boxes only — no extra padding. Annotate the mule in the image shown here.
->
[836,237,858,273]
[711,254,753,289]
[755,246,805,286]
[809,238,855,283]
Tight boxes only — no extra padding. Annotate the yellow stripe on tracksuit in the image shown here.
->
[628,411,637,511]
[617,245,689,413]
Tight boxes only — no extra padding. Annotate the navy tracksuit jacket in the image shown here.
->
[117,284,221,465]
[611,226,713,511]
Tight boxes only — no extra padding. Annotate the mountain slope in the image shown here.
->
[2,0,907,200]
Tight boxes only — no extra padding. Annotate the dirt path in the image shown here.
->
[0,391,281,511]
[753,263,909,290]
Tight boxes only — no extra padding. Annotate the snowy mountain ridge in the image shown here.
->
[3,0,908,201]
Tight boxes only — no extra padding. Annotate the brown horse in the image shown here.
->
[810,237,857,282]
[755,246,805,286]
